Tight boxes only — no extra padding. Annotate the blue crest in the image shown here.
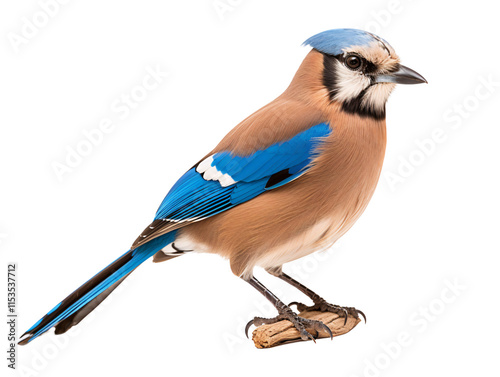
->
[303,28,386,55]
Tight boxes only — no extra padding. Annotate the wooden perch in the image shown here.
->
[251,310,361,349]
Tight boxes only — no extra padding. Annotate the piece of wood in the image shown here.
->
[252,311,361,349]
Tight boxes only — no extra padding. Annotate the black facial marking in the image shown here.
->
[364,60,378,75]
[321,51,386,120]
[341,87,386,120]
[322,53,338,101]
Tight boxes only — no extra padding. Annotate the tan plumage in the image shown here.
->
[20,29,426,345]
[164,50,388,279]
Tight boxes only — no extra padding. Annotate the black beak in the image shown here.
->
[375,64,427,85]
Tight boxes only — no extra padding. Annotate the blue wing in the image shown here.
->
[154,122,331,222]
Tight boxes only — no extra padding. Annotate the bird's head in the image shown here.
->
[303,28,427,119]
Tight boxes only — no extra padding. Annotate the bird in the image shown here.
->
[19,28,426,345]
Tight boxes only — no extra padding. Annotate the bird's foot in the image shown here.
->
[245,306,333,342]
[289,299,366,326]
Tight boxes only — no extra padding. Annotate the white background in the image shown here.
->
[1,1,499,376]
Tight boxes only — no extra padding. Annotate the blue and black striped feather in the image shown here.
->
[157,122,331,219]
[19,231,178,345]
[133,122,331,248]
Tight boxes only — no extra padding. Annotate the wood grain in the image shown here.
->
[251,311,361,349]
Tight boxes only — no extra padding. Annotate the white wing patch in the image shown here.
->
[196,155,237,187]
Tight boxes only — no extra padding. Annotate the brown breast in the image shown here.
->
[180,107,386,277]
[176,50,387,277]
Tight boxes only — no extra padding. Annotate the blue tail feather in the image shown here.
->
[19,231,177,345]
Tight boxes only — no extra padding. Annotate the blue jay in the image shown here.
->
[20,28,426,345]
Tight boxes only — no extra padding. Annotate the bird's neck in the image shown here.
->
[282,49,330,108]
[283,49,388,123]
[283,49,387,152]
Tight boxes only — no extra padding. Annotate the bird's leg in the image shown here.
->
[266,267,366,325]
[244,275,332,341]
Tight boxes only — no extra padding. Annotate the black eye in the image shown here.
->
[345,55,362,70]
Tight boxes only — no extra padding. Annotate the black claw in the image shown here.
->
[244,319,254,339]
[342,308,349,326]
[315,321,333,339]
[303,330,316,343]
[357,309,367,323]
[305,318,333,340]
[323,323,333,340]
